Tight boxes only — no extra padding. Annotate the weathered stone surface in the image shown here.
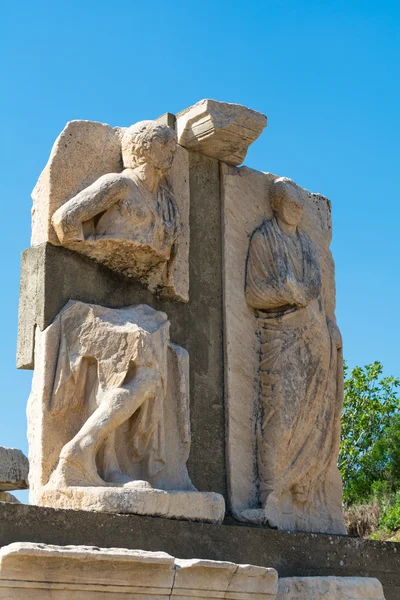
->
[0,542,278,600]
[156,112,177,129]
[0,542,175,599]
[1,504,400,600]
[277,576,385,599]
[222,167,344,534]
[40,487,224,522]
[174,558,277,600]
[28,300,224,523]
[32,120,189,302]
[176,99,267,166]
[0,492,20,503]
[18,150,226,500]
[23,99,349,538]
[31,120,123,247]
[0,447,29,491]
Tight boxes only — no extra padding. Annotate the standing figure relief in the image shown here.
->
[243,177,345,534]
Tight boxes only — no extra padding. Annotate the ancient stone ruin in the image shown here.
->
[0,99,395,598]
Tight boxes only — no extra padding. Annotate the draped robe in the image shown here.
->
[50,304,168,483]
[245,217,344,532]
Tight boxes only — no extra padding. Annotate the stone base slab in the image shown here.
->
[0,542,278,600]
[0,504,398,599]
[0,542,387,600]
[38,486,225,523]
[277,576,385,599]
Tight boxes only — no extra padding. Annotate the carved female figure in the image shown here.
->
[244,177,345,533]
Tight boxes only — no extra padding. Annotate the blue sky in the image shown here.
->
[1,1,399,499]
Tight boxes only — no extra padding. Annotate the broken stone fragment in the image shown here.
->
[0,491,20,503]
[176,99,267,166]
[0,447,29,491]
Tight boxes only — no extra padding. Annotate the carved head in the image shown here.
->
[122,120,177,172]
[270,177,305,227]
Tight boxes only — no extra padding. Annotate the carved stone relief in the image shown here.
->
[27,301,225,523]
[31,120,189,302]
[222,166,345,534]
[176,99,267,166]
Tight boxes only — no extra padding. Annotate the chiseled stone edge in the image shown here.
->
[176,99,267,166]
[0,542,278,599]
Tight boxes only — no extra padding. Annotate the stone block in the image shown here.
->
[277,576,385,599]
[0,447,29,491]
[0,542,278,600]
[17,150,226,501]
[176,99,267,166]
[1,504,399,600]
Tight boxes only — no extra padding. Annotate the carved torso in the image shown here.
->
[84,171,181,261]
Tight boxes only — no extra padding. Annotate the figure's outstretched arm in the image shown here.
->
[52,173,133,244]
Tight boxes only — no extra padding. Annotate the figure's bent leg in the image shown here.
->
[52,367,160,487]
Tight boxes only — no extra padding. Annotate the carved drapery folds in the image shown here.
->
[222,165,345,535]
[31,119,189,302]
[25,99,347,534]
[28,301,225,523]
[243,178,345,533]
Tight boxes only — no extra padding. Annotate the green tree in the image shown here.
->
[339,362,400,506]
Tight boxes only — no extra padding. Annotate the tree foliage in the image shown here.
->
[339,361,400,506]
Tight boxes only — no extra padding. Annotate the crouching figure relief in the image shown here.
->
[27,301,225,523]
[243,177,345,534]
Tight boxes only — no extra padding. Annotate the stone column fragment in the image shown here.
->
[176,99,267,166]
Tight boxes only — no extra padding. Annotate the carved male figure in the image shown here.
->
[51,120,181,283]
[244,177,344,533]
[27,301,225,522]
[46,303,169,489]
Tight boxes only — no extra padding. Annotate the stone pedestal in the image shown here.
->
[0,505,396,599]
